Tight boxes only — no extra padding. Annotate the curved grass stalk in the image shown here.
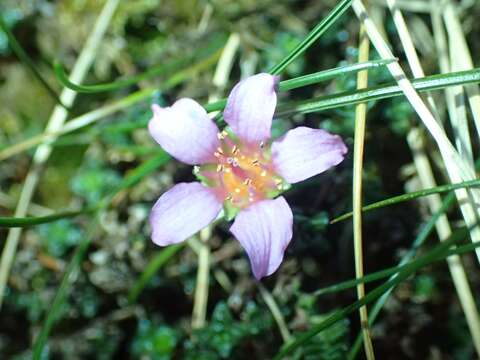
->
[0,15,67,109]
[53,33,227,93]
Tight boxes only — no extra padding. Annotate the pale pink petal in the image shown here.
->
[271,126,347,184]
[150,182,223,246]
[230,197,293,280]
[148,98,220,165]
[224,73,278,144]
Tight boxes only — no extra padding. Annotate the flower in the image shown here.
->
[148,73,347,279]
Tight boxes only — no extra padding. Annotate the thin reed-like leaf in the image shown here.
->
[269,0,353,75]
[331,178,480,223]
[0,15,67,108]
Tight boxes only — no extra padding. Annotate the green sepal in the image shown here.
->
[223,200,240,221]
[193,165,217,188]
[266,177,291,199]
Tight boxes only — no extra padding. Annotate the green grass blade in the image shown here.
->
[54,58,189,93]
[316,194,455,297]
[269,0,353,75]
[278,68,480,115]
[0,15,68,109]
[53,33,227,93]
[331,178,480,223]
[277,58,396,91]
[203,68,480,114]
[274,226,473,359]
[0,152,170,228]
[0,208,95,228]
[128,243,185,303]
[32,234,91,359]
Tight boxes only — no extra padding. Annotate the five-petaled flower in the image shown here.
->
[148,73,347,279]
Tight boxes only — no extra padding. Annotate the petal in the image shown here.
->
[150,182,223,246]
[224,73,278,144]
[230,197,293,280]
[148,98,220,165]
[271,126,347,183]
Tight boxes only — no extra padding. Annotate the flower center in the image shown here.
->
[196,131,287,209]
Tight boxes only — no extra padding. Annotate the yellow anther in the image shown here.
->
[252,159,260,166]
[260,170,267,177]
[243,178,252,186]
[216,164,224,172]
[232,145,239,155]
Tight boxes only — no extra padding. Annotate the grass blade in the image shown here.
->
[269,0,353,75]
[331,178,480,223]
[0,15,67,109]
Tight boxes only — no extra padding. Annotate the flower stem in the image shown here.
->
[191,228,211,329]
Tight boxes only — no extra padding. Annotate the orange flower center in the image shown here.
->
[196,131,286,209]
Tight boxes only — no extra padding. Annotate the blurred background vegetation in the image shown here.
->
[0,0,479,359]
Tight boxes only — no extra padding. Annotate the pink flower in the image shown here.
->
[148,73,347,279]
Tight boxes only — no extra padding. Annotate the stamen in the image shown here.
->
[225,195,233,201]
[252,159,259,166]
[216,147,224,155]
[216,164,224,172]
[214,151,222,158]
[217,132,225,140]
[231,145,239,155]
[243,178,252,186]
